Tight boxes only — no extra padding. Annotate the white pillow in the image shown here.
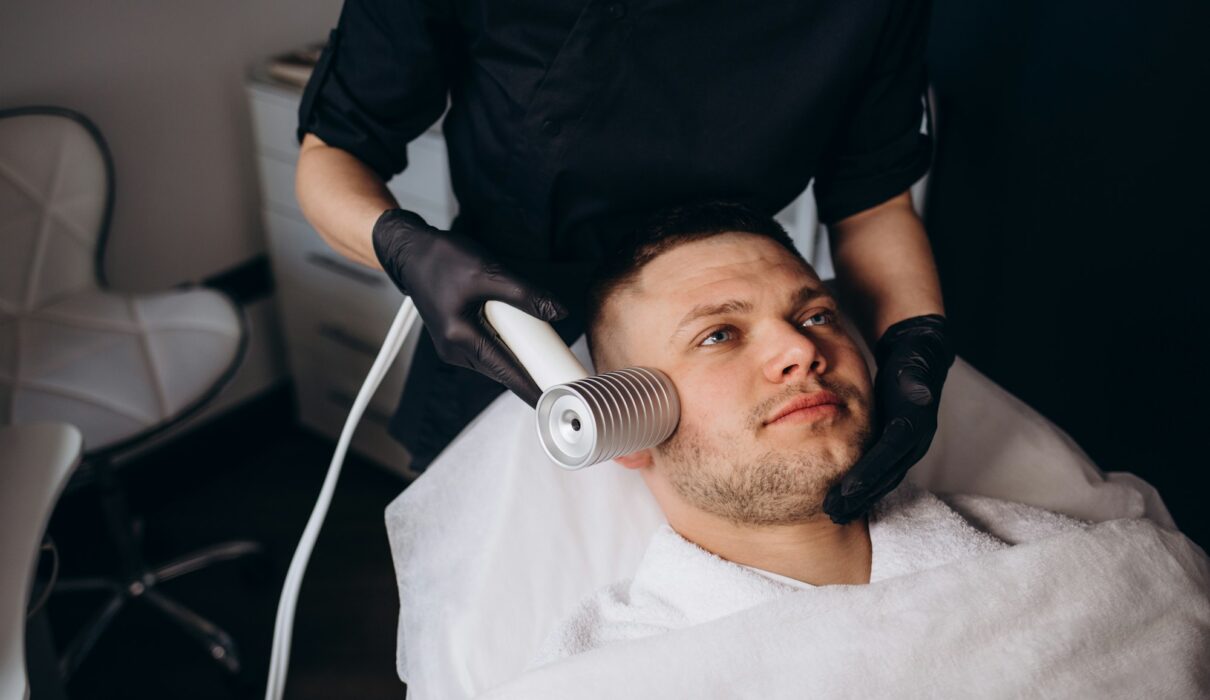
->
[384,334,1172,700]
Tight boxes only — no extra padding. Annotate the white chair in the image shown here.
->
[0,422,82,700]
[0,106,259,680]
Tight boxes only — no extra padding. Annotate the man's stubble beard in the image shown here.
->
[655,378,874,527]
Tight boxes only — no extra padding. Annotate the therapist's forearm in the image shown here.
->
[295,132,399,270]
[827,190,945,345]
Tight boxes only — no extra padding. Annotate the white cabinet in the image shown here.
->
[247,77,455,479]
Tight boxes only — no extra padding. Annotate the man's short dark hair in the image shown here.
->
[585,200,809,369]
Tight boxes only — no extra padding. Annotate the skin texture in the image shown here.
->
[827,190,944,343]
[297,133,396,270]
[597,233,878,586]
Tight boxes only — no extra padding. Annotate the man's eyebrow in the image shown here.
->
[672,299,755,337]
[670,285,832,340]
[789,284,831,308]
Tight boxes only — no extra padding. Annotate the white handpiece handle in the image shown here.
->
[483,300,589,391]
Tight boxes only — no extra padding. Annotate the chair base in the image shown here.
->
[53,540,264,679]
[50,454,266,682]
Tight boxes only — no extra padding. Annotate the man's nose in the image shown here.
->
[762,321,826,383]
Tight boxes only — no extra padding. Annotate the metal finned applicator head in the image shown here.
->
[481,300,682,470]
[535,366,679,469]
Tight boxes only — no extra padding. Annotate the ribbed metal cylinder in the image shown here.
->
[534,366,680,470]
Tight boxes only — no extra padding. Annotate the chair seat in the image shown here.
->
[0,287,242,453]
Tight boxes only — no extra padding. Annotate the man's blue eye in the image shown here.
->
[700,328,732,346]
[801,311,835,327]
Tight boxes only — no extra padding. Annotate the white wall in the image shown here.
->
[0,0,343,291]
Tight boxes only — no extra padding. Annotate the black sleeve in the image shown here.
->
[813,0,933,226]
[296,0,462,181]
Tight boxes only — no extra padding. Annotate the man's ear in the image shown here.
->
[613,450,653,469]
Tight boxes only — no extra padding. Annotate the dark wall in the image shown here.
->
[924,0,1209,547]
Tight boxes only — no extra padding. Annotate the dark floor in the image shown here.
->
[41,386,408,699]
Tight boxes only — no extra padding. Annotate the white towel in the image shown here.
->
[488,488,1210,699]
[527,483,1068,667]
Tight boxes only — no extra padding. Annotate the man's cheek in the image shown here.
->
[833,343,872,380]
[682,372,735,420]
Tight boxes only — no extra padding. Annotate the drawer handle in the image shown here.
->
[304,252,385,288]
[326,389,392,426]
[317,323,379,357]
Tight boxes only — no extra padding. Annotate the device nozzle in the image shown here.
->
[534,366,680,469]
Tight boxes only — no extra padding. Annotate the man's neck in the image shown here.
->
[668,510,872,587]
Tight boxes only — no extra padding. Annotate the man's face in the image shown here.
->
[603,232,875,526]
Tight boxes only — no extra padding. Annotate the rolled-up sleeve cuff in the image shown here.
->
[814,129,933,226]
[295,28,408,181]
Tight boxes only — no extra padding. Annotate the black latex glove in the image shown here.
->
[823,314,955,524]
[371,208,569,407]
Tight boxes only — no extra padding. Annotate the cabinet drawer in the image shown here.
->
[343,400,419,479]
[293,360,418,479]
[248,86,302,163]
[258,155,302,216]
[263,208,400,320]
[282,306,421,415]
[263,209,427,412]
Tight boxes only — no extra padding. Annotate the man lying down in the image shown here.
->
[489,202,1210,699]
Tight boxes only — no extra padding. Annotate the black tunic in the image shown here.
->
[298,0,933,470]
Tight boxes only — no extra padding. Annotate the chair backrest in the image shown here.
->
[0,422,82,700]
[0,107,115,428]
[0,107,113,315]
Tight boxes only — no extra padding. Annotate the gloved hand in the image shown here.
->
[823,314,955,524]
[371,208,569,407]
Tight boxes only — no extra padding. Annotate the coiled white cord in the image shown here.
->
[265,297,419,700]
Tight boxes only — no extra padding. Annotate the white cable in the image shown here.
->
[265,297,419,700]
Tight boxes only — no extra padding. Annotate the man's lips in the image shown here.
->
[764,390,843,425]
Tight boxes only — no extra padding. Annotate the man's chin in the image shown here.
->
[774,446,862,502]
[663,451,857,527]
[762,408,873,462]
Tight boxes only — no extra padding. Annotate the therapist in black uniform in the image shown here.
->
[294,0,953,523]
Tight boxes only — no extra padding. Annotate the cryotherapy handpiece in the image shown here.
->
[534,367,680,469]
[483,300,680,469]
